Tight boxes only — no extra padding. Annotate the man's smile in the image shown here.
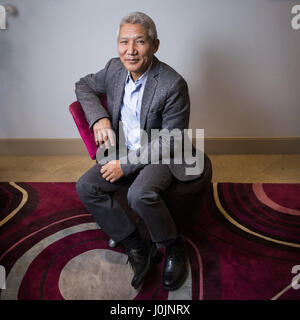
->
[126,59,139,63]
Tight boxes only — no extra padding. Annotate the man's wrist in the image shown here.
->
[91,116,112,128]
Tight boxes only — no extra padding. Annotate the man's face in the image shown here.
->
[118,23,159,81]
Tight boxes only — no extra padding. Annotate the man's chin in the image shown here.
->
[124,64,142,73]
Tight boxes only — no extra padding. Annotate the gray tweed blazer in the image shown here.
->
[75,56,203,181]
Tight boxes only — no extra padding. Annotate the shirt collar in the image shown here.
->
[126,60,153,84]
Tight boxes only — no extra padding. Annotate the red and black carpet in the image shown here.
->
[0,182,299,300]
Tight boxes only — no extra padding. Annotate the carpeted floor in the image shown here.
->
[0,182,299,300]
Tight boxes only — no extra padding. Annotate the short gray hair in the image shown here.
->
[119,12,158,42]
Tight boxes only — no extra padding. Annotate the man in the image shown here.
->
[75,12,201,291]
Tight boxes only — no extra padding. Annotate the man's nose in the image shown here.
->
[127,42,137,55]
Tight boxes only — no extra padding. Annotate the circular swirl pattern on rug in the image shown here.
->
[1,182,299,300]
[213,183,300,248]
[0,182,216,300]
[58,249,138,300]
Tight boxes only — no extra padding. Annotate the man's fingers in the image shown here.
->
[97,129,114,149]
[102,170,114,181]
[94,131,99,146]
[93,119,114,148]
[107,129,115,147]
[102,170,110,179]
[100,161,122,183]
[101,165,113,180]
[102,128,115,149]
[103,131,110,149]
[97,131,104,148]
[100,164,108,175]
[105,173,114,182]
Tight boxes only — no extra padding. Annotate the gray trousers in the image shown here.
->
[76,162,178,243]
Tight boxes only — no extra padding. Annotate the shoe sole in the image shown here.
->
[131,244,157,289]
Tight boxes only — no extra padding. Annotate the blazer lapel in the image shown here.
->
[140,57,160,130]
[112,67,127,132]
[112,57,160,132]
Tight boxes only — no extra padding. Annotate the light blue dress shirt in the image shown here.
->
[120,66,151,151]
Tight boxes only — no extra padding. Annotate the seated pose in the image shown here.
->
[75,11,202,291]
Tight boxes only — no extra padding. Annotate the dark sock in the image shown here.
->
[129,229,141,241]
[121,229,142,250]
[158,234,182,248]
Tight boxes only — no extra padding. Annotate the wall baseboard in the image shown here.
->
[202,137,300,154]
[0,139,88,156]
[0,137,299,155]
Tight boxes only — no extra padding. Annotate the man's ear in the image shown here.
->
[153,39,160,53]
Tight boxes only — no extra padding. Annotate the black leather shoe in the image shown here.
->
[126,241,157,289]
[162,237,188,291]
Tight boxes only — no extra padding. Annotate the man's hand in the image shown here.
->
[93,118,115,149]
[101,160,123,183]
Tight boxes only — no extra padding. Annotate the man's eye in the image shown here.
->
[137,40,145,44]
[120,41,127,44]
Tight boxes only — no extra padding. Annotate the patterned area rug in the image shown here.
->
[0,182,299,300]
